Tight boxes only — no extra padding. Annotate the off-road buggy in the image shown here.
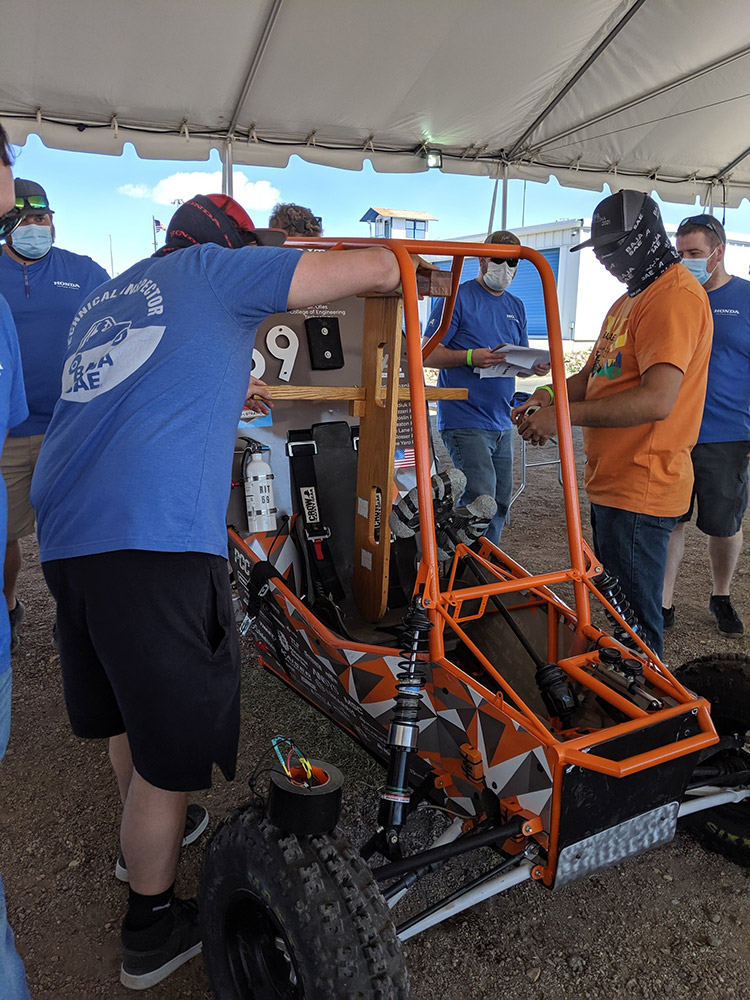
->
[198,237,750,999]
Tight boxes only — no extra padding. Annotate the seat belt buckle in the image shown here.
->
[305,526,331,561]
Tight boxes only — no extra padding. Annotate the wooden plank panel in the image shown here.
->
[266,385,468,401]
[352,296,403,622]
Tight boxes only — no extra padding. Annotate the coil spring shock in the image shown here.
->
[377,596,433,848]
[592,570,642,647]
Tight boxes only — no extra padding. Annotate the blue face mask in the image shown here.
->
[10,223,53,259]
[681,247,718,286]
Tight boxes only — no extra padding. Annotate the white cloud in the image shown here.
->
[118,171,281,217]
[117,183,152,199]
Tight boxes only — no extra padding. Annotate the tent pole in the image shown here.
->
[486,178,499,237]
[501,163,509,229]
[222,140,234,197]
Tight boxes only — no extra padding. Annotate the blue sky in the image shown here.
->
[9,133,750,276]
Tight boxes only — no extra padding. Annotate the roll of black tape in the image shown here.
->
[267,759,344,835]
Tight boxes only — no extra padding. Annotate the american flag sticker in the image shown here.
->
[394,447,416,469]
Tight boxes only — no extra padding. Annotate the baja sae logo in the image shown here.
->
[300,486,320,524]
[62,315,166,401]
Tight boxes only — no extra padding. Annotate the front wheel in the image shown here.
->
[199,803,410,1000]
[676,653,750,866]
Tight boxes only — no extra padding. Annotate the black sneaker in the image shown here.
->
[662,605,675,630]
[120,897,202,990]
[709,595,744,636]
[115,804,209,882]
[8,600,25,654]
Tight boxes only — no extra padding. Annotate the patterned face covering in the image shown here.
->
[594,198,680,297]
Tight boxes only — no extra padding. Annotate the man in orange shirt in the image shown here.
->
[512,190,712,657]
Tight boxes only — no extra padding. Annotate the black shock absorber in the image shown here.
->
[592,570,642,647]
[377,596,433,853]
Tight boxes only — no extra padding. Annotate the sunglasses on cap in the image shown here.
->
[0,210,22,240]
[489,256,519,268]
[677,213,724,242]
[15,194,50,213]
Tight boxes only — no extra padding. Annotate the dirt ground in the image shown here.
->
[2,428,750,1000]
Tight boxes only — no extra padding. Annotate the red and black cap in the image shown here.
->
[154,193,286,256]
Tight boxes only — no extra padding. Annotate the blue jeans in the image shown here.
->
[0,669,31,1000]
[590,503,678,659]
[441,428,514,545]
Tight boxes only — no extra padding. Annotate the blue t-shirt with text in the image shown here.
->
[698,276,750,444]
[0,296,29,675]
[0,247,109,436]
[425,279,528,431]
[31,244,302,562]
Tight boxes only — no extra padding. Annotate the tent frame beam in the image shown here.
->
[225,0,285,138]
[525,44,750,158]
[505,0,648,160]
[717,141,750,181]
[221,0,285,193]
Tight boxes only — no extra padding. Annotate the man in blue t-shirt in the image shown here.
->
[0,178,109,652]
[0,123,32,1000]
[423,230,549,543]
[29,193,415,990]
[662,214,750,636]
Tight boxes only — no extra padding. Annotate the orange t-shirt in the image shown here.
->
[583,265,713,516]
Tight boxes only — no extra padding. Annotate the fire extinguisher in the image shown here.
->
[242,440,278,533]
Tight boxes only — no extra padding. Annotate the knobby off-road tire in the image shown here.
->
[199,803,410,1000]
[676,653,750,866]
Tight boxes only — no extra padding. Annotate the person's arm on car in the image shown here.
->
[244,376,273,414]
[286,248,436,309]
[428,344,509,369]
[510,358,592,426]
[516,362,684,445]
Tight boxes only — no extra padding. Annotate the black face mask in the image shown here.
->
[595,199,680,297]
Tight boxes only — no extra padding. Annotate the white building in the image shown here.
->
[360,207,436,241]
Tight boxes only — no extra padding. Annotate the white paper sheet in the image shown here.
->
[476,344,551,379]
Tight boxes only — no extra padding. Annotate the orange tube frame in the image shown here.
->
[263,236,720,879]
[287,235,590,646]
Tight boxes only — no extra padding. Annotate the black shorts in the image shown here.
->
[42,550,241,792]
[680,441,750,536]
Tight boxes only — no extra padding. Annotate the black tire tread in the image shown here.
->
[199,803,410,1000]
[675,655,750,867]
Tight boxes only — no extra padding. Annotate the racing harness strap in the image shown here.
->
[286,428,346,603]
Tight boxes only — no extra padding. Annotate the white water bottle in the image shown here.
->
[242,446,278,533]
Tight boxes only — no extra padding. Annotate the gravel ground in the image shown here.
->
[2,428,749,999]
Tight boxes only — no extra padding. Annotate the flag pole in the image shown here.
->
[109,234,115,275]
[152,217,158,253]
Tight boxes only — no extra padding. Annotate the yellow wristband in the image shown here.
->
[540,384,554,402]
[466,348,474,367]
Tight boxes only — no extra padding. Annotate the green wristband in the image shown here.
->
[466,348,474,367]
[540,384,554,402]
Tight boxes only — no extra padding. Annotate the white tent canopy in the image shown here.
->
[3,0,750,207]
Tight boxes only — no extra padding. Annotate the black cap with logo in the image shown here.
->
[570,190,647,252]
